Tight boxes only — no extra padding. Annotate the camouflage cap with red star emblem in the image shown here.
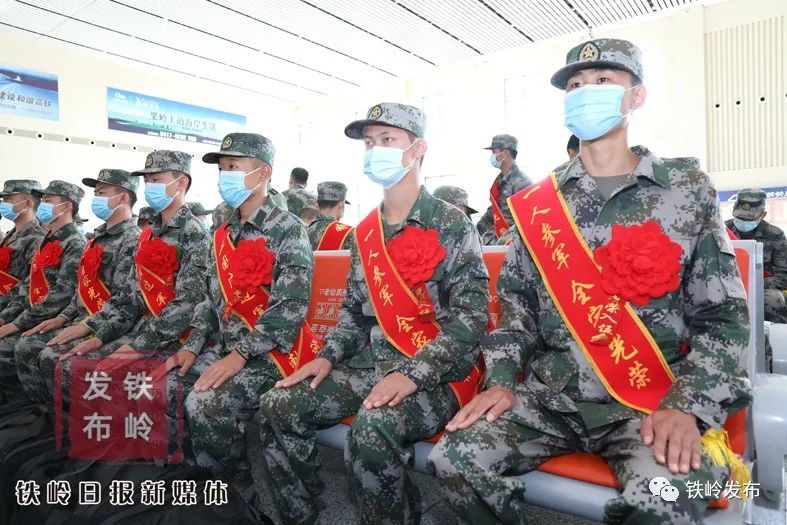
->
[551,38,643,89]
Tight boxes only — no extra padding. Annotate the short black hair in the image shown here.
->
[291,168,309,184]
[318,199,341,209]
[567,134,580,152]
[509,149,518,159]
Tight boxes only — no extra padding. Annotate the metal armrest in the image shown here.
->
[768,323,787,375]
[752,373,787,501]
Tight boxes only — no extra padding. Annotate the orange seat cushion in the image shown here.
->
[537,452,619,487]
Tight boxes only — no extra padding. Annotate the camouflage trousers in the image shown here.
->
[258,364,458,525]
[0,333,26,403]
[184,348,276,492]
[427,384,722,525]
[764,289,787,323]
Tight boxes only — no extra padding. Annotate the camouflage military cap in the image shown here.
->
[433,185,479,215]
[74,214,88,224]
[287,188,318,214]
[733,188,767,220]
[31,180,85,204]
[317,181,350,204]
[0,179,42,196]
[483,134,518,153]
[186,202,215,216]
[138,206,155,221]
[82,169,138,195]
[551,38,643,89]
[131,150,192,177]
[202,133,275,167]
[345,102,426,140]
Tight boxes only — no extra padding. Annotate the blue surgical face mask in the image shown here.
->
[144,177,182,213]
[564,84,632,141]
[363,141,418,189]
[36,201,66,225]
[91,194,123,221]
[733,218,760,233]
[0,201,25,221]
[218,167,262,208]
[490,152,502,169]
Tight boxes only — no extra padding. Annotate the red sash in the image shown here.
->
[725,226,738,240]
[214,225,322,377]
[355,209,483,407]
[490,180,509,238]
[135,229,191,342]
[77,241,111,315]
[317,221,354,251]
[508,174,675,413]
[0,245,19,296]
[28,241,52,306]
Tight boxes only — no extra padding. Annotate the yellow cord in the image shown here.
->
[701,428,751,498]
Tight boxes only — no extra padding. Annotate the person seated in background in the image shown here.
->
[429,38,752,525]
[726,188,787,323]
[309,181,354,250]
[476,134,532,245]
[258,102,489,525]
[14,169,140,405]
[0,181,86,403]
[433,185,479,219]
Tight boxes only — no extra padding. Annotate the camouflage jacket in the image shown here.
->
[85,206,210,351]
[726,218,787,290]
[484,147,751,430]
[308,214,355,250]
[476,165,532,245]
[0,219,46,314]
[60,218,141,323]
[185,198,313,372]
[2,222,86,331]
[321,188,490,392]
[269,188,288,212]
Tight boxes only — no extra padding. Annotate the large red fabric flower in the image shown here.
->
[0,246,12,273]
[231,237,275,292]
[387,226,447,288]
[36,240,63,269]
[80,243,104,279]
[135,237,179,282]
[593,221,683,307]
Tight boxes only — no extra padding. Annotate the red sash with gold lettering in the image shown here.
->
[355,209,483,407]
[507,174,675,413]
[0,246,19,296]
[490,180,509,238]
[28,239,62,306]
[77,241,111,315]
[135,229,191,342]
[317,222,354,251]
[214,225,322,377]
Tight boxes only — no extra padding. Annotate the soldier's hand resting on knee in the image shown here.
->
[151,350,196,382]
[275,357,332,390]
[48,323,93,346]
[24,316,67,336]
[445,386,515,432]
[640,409,701,475]
[193,349,246,392]
[363,372,417,409]
[58,336,102,360]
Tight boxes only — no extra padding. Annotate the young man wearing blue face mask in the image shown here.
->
[0,180,45,328]
[182,132,314,506]
[13,169,141,405]
[0,181,86,403]
[476,134,532,245]
[726,188,787,322]
[258,103,489,525]
[429,39,751,524]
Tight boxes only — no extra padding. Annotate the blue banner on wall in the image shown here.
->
[0,63,59,121]
[718,186,787,203]
[107,87,246,145]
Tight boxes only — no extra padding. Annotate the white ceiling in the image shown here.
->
[0,0,705,104]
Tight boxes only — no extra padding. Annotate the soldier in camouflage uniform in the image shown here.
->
[185,132,313,500]
[137,206,154,229]
[476,134,532,245]
[287,188,319,226]
[211,201,233,233]
[725,189,787,323]
[269,184,288,212]
[186,202,215,234]
[0,181,86,402]
[428,38,751,525]
[282,167,309,212]
[308,181,355,250]
[433,185,478,218]
[13,170,141,404]
[0,180,45,318]
[258,103,489,525]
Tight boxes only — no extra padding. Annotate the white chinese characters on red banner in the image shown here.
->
[59,359,177,461]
